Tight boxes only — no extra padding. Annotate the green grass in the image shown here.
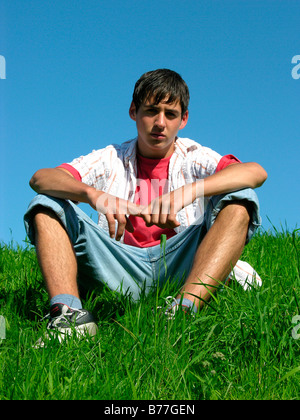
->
[0,228,299,400]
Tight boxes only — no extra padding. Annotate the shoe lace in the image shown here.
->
[157,296,180,320]
[47,307,82,329]
[157,296,197,320]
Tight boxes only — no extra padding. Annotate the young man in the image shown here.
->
[24,69,267,340]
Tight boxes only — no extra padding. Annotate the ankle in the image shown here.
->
[174,297,198,313]
[50,294,82,310]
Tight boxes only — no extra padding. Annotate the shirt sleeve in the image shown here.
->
[215,154,241,172]
[56,163,82,181]
[56,149,106,189]
[55,146,117,191]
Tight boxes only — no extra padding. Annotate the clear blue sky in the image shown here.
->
[0,0,299,246]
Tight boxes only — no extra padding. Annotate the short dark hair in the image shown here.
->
[132,69,190,117]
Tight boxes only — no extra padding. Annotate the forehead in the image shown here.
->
[143,96,181,110]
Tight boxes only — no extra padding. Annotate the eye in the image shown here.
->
[145,108,157,115]
[166,111,177,119]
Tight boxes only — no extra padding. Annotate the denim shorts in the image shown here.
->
[24,189,261,300]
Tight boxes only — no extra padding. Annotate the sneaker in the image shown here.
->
[229,260,262,290]
[158,296,197,320]
[34,303,98,348]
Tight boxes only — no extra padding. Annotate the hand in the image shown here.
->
[140,189,182,229]
[87,189,141,240]
[139,182,204,229]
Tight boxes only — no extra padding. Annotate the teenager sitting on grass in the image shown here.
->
[24,69,267,342]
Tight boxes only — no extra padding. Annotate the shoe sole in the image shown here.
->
[34,322,98,349]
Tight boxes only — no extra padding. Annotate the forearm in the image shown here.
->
[30,168,140,239]
[172,162,267,213]
[29,168,96,204]
[202,162,267,197]
[134,163,267,230]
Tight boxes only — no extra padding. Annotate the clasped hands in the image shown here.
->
[87,182,202,241]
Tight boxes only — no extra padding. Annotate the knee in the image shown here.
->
[32,206,61,229]
[220,200,251,227]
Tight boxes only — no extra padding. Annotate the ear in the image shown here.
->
[129,101,137,121]
[179,110,189,130]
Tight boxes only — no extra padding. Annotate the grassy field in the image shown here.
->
[0,228,299,400]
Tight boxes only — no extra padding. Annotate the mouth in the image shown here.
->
[150,132,166,140]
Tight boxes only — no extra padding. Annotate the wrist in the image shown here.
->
[85,187,104,208]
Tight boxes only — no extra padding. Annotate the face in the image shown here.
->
[129,98,188,158]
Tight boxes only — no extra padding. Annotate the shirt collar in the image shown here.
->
[123,136,191,171]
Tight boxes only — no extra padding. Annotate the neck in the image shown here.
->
[137,137,177,159]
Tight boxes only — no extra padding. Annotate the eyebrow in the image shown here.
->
[143,104,181,115]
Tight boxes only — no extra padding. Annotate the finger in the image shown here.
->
[166,214,181,228]
[159,213,168,226]
[115,214,127,241]
[160,195,170,226]
[143,215,153,227]
[125,216,134,233]
[150,197,160,225]
[106,213,116,238]
[165,193,180,227]
[115,197,120,214]
[128,202,141,216]
[140,205,152,226]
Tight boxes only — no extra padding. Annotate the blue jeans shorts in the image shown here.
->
[24,189,261,300]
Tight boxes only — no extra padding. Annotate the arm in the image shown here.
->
[29,168,140,240]
[140,162,267,228]
[30,168,95,204]
[203,162,267,196]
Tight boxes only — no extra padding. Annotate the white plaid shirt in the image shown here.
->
[66,137,222,239]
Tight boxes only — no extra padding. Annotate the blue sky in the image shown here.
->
[0,0,299,246]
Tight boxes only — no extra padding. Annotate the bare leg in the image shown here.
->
[33,207,79,300]
[178,202,251,310]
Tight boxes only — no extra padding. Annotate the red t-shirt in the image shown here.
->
[124,154,177,248]
[58,153,241,248]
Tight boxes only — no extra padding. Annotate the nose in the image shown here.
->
[154,112,166,129]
